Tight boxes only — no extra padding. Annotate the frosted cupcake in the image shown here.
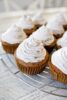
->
[47,14,66,38]
[56,31,67,49]
[48,47,67,84]
[1,25,27,54]
[15,38,49,74]
[47,13,67,30]
[30,25,56,53]
[32,12,46,29]
[53,13,67,30]
[16,15,36,36]
[47,21,64,39]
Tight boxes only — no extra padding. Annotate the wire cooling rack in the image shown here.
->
[0,42,67,98]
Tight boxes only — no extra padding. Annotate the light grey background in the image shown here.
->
[0,0,67,12]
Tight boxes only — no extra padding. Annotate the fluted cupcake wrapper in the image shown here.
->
[16,61,46,74]
[45,38,56,53]
[24,26,36,36]
[2,41,19,54]
[15,52,49,75]
[63,24,67,31]
[48,60,67,84]
[53,32,63,39]
[35,24,42,29]
[56,44,61,50]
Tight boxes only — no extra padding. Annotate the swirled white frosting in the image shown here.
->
[16,15,34,29]
[57,31,67,47]
[51,47,67,74]
[32,12,46,25]
[16,37,46,63]
[1,25,27,44]
[47,22,64,35]
[31,25,55,46]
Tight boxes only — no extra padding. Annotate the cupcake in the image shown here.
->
[47,13,67,30]
[15,38,49,74]
[46,21,64,39]
[30,25,56,53]
[32,12,46,29]
[48,47,67,84]
[1,25,27,54]
[16,15,36,36]
[56,31,67,49]
[46,13,66,39]
[54,13,67,30]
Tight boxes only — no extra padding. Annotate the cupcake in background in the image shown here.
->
[16,15,36,36]
[30,25,56,53]
[32,12,46,29]
[1,25,27,54]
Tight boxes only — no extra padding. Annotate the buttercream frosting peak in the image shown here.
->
[31,25,55,46]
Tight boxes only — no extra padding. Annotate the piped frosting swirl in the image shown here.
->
[16,37,46,63]
[1,25,27,44]
[51,47,67,74]
[31,25,55,46]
